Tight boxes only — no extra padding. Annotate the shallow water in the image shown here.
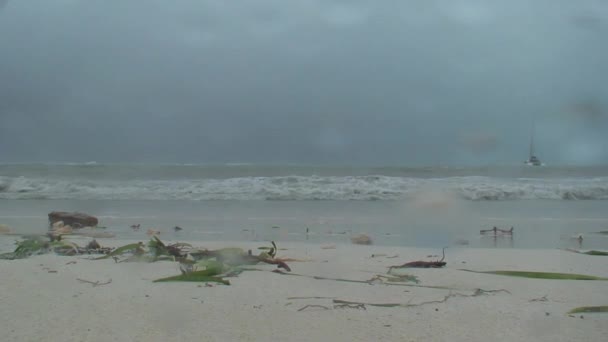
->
[1,199,607,251]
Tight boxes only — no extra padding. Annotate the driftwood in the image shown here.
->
[389,248,447,269]
[77,278,113,287]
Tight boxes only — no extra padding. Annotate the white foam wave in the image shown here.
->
[1,175,607,201]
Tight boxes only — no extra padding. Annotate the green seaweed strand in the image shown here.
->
[460,269,608,280]
[568,306,608,314]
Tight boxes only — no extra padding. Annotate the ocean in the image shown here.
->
[1,163,607,250]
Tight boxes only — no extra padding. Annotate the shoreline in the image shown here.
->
[1,239,607,341]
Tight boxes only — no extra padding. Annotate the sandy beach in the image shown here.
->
[1,238,607,342]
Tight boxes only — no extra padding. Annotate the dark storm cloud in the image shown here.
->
[1,0,607,164]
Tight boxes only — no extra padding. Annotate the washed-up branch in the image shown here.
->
[77,278,112,287]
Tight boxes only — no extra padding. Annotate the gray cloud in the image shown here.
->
[1,0,607,164]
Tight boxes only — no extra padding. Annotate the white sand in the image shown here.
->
[1,239,608,342]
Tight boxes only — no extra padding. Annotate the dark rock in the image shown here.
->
[48,211,98,229]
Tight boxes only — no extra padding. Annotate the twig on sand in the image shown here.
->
[297,305,330,312]
[77,278,112,287]
[332,288,510,309]
[270,269,459,290]
[529,295,549,302]
[334,303,366,310]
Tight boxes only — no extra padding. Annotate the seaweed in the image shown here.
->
[153,269,230,285]
[389,247,447,269]
[564,248,608,256]
[0,237,51,259]
[94,242,144,260]
[568,306,608,314]
[154,261,230,285]
[460,269,608,280]
[582,250,608,256]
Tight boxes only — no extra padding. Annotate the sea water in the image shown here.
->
[1,163,607,250]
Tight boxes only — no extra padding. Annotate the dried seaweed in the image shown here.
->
[329,289,510,309]
[153,269,230,285]
[582,250,608,256]
[94,242,144,260]
[564,248,608,256]
[460,269,608,280]
[568,306,608,314]
[389,247,447,269]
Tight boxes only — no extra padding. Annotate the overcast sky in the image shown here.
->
[1,0,607,165]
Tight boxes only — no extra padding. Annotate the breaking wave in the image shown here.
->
[1,175,607,201]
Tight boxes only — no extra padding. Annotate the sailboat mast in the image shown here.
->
[529,131,534,157]
[529,122,535,158]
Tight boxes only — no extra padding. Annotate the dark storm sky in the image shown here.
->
[1,0,607,165]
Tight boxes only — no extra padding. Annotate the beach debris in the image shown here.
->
[480,227,513,235]
[86,239,101,250]
[154,263,231,285]
[334,303,366,310]
[152,240,292,284]
[331,288,510,309]
[50,221,73,237]
[48,211,98,228]
[297,305,330,312]
[271,269,455,290]
[0,236,110,259]
[371,253,400,258]
[77,278,113,287]
[146,229,161,236]
[147,235,189,260]
[564,248,608,256]
[529,295,549,302]
[351,233,372,245]
[94,242,145,260]
[0,235,293,284]
[291,288,509,312]
[389,247,447,269]
[369,273,419,284]
[567,306,608,314]
[0,224,11,234]
[459,269,608,280]
[0,237,50,259]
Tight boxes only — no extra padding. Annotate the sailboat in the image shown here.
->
[524,125,543,166]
